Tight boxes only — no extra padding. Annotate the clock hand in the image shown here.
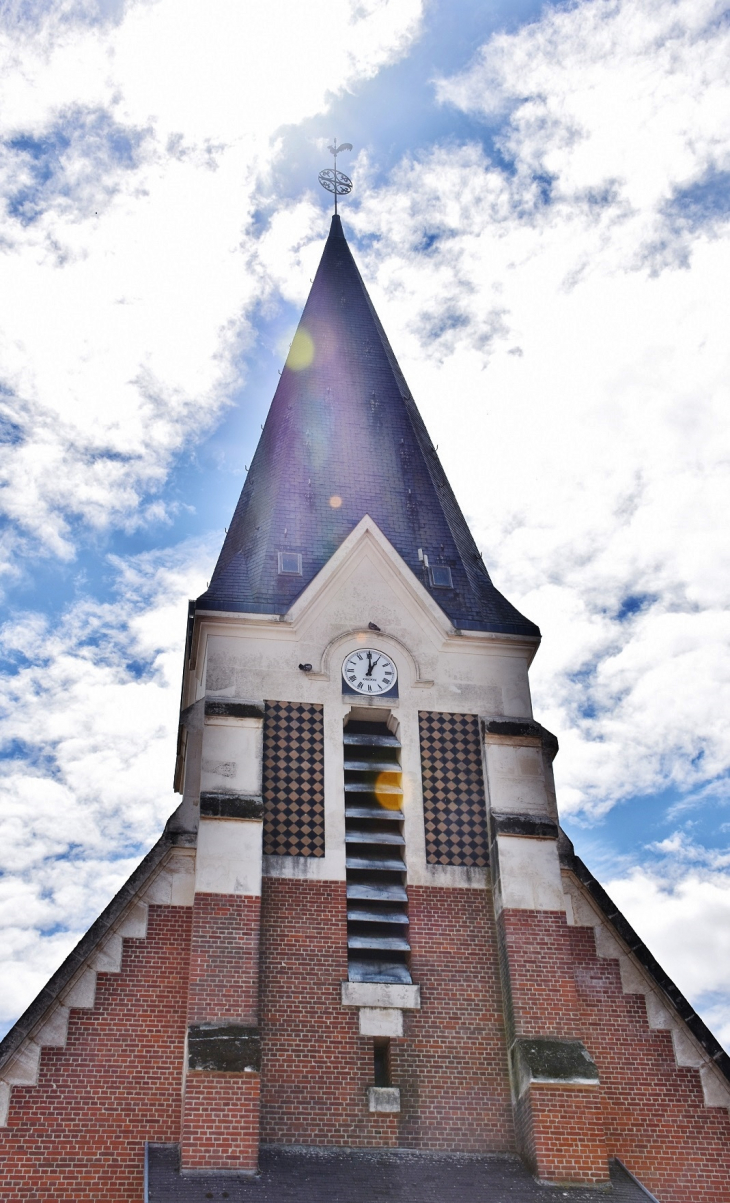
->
[365,652,374,677]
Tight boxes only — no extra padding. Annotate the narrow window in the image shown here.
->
[343,717,411,985]
[373,1038,391,1087]
[277,551,302,575]
[429,564,452,588]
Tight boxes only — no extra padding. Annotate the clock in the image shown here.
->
[342,648,398,696]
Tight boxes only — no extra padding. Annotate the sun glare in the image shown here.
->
[287,327,314,371]
[374,771,403,810]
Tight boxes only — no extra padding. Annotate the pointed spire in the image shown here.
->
[196,216,538,637]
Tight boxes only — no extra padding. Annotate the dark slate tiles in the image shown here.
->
[196,215,538,638]
[146,1144,656,1202]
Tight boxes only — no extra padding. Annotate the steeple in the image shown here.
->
[196,215,538,637]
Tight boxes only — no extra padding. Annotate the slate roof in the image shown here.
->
[196,215,539,637]
[146,1143,658,1202]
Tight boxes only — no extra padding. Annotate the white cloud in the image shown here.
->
[607,861,730,1048]
[438,0,730,220]
[0,0,423,572]
[318,0,730,818]
[0,858,139,1029]
[0,537,212,1030]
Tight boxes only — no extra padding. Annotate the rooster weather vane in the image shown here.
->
[318,140,353,215]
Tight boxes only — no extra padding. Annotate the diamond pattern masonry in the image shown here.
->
[263,701,325,857]
[419,711,488,867]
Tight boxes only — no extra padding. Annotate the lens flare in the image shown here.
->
[374,771,403,810]
[329,494,342,508]
[287,327,314,371]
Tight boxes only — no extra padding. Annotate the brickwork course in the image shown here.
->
[187,893,261,1024]
[258,878,398,1148]
[567,922,730,1201]
[181,1076,260,1172]
[183,892,262,1171]
[0,905,191,1202]
[1,212,729,1200]
[3,878,728,1198]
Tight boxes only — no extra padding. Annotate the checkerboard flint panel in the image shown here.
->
[419,711,488,867]
[263,701,325,857]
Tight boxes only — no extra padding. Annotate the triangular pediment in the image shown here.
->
[285,515,455,648]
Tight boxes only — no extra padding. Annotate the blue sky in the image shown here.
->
[1,0,729,1042]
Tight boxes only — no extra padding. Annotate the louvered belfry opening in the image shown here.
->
[344,717,411,984]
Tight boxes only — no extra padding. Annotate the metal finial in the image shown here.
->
[318,139,353,215]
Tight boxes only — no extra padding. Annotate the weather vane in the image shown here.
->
[318,139,353,215]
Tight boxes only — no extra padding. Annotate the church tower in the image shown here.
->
[1,212,729,1203]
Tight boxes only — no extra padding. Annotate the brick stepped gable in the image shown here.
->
[559,840,730,1112]
[564,874,730,1109]
[0,831,195,1135]
[558,850,730,1199]
[3,831,728,1200]
[256,868,730,1198]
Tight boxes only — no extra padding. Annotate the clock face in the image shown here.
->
[342,648,397,695]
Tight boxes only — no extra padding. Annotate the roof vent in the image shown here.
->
[429,565,453,589]
[278,551,302,575]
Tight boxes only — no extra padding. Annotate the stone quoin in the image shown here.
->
[0,214,728,1202]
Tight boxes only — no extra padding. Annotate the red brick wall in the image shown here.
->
[398,885,514,1151]
[181,1075,260,1171]
[497,907,610,1183]
[2,875,727,1198]
[259,877,398,1148]
[187,893,260,1023]
[499,908,584,1038]
[567,921,730,1203]
[258,877,513,1152]
[0,905,191,1203]
[490,904,730,1194]
[182,891,262,1170]
[515,1086,608,1185]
